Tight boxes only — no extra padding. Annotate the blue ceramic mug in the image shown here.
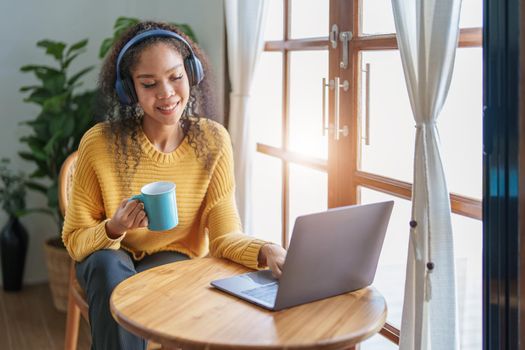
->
[130,181,178,231]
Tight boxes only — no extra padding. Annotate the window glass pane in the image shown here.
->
[359,50,414,182]
[361,0,396,35]
[362,0,482,34]
[288,164,327,244]
[359,187,410,329]
[251,52,283,148]
[264,0,283,40]
[460,0,483,28]
[452,213,482,349]
[290,0,329,39]
[359,49,481,199]
[289,51,328,159]
[252,153,282,245]
[439,48,482,200]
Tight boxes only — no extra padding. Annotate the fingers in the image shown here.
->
[133,207,147,227]
[266,245,286,279]
[108,199,148,238]
[118,200,148,229]
[267,245,287,279]
[123,200,141,218]
[270,262,282,279]
[129,200,144,219]
[129,201,148,228]
[276,256,285,270]
[138,214,149,228]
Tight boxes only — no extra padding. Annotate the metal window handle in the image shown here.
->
[362,63,371,145]
[322,77,332,136]
[322,77,349,140]
[339,31,352,69]
[334,77,349,140]
[330,24,339,49]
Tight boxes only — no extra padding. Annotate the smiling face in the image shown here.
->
[131,42,190,127]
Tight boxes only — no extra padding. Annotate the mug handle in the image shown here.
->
[129,194,144,202]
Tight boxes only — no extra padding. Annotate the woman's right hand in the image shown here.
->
[106,199,148,239]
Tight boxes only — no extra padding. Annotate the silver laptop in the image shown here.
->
[210,201,394,311]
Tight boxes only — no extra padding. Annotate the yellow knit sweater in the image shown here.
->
[62,119,266,269]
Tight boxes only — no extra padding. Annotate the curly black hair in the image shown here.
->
[97,20,221,191]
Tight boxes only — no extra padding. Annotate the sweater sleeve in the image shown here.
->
[61,129,125,262]
[202,126,266,270]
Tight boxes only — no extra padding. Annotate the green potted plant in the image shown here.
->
[0,158,29,291]
[19,38,96,310]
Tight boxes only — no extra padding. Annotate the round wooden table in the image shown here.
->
[110,258,387,350]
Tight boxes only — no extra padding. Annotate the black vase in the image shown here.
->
[1,216,28,291]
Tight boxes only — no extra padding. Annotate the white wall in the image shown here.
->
[0,0,225,284]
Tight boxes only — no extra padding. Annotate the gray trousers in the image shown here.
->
[76,249,189,350]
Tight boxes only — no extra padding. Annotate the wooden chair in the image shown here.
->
[58,151,89,350]
[59,151,161,350]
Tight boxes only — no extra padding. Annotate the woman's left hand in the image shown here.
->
[258,243,287,279]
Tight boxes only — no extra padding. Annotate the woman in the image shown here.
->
[62,20,286,350]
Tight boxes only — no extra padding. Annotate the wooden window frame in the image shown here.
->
[252,0,482,345]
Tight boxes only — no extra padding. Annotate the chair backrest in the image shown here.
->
[58,151,79,217]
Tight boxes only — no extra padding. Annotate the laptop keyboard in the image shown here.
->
[242,282,278,304]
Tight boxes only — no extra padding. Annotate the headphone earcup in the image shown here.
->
[115,78,131,105]
[185,56,204,86]
[115,77,137,105]
[123,77,138,105]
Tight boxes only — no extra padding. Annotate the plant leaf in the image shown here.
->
[66,39,88,57]
[19,85,40,92]
[49,112,68,135]
[41,72,66,95]
[24,137,47,161]
[63,52,81,69]
[68,66,94,86]
[23,88,51,106]
[29,146,47,161]
[46,184,58,209]
[37,40,66,60]
[26,113,53,139]
[18,151,37,161]
[61,116,75,138]
[45,129,63,156]
[18,151,46,165]
[30,168,47,178]
[112,17,140,44]
[20,64,58,73]
[98,38,114,59]
[20,134,46,146]
[114,17,140,31]
[43,93,68,114]
[25,180,47,194]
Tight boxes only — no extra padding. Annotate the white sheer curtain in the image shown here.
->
[391,1,461,349]
[224,0,268,233]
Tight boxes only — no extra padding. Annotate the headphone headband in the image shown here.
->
[115,28,204,105]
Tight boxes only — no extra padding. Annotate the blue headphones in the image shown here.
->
[115,29,204,106]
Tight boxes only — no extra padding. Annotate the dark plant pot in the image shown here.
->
[1,216,29,291]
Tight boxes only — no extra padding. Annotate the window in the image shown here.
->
[251,0,330,247]
[249,1,482,348]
